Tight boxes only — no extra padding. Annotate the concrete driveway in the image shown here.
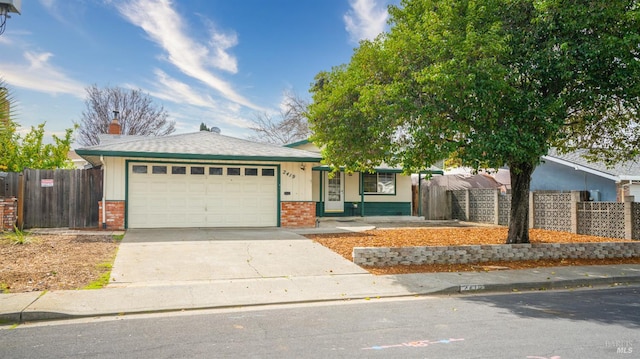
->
[109,228,367,287]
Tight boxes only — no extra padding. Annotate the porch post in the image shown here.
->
[360,172,365,217]
[319,171,324,217]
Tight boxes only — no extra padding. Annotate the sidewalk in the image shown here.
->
[3,264,640,323]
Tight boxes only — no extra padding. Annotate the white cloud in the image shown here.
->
[137,69,254,131]
[145,69,218,108]
[344,0,389,43]
[0,51,85,97]
[115,0,262,111]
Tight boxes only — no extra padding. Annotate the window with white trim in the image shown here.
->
[362,172,396,194]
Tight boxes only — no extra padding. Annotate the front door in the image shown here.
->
[325,172,344,212]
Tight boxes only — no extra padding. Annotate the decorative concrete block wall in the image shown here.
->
[451,189,640,240]
[451,189,510,226]
[533,192,573,232]
[578,202,626,238]
[451,190,467,220]
[353,242,640,267]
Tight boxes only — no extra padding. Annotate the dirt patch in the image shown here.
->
[0,234,119,293]
[307,227,640,274]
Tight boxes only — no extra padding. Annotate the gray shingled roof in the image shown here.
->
[544,148,640,180]
[76,131,322,166]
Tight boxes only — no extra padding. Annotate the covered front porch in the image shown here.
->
[312,166,441,218]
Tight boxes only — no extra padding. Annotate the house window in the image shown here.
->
[245,168,258,176]
[132,165,147,174]
[209,167,223,175]
[191,166,205,175]
[152,165,167,174]
[262,168,275,176]
[362,172,396,194]
[172,166,186,175]
[227,167,241,176]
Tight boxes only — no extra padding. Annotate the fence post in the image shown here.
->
[624,196,634,240]
[528,192,534,229]
[494,189,499,225]
[16,173,24,230]
[570,191,580,234]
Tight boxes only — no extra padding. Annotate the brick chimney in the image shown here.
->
[108,111,121,135]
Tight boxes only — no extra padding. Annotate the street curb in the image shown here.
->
[429,275,640,295]
[5,275,640,324]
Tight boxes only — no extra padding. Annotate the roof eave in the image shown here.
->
[541,155,618,181]
[311,165,443,175]
[283,139,311,148]
[75,149,322,163]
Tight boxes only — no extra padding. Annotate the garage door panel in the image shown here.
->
[128,163,278,228]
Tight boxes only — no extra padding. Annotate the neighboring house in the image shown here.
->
[531,149,640,202]
[285,140,443,218]
[75,130,322,230]
[422,173,506,192]
[67,150,89,169]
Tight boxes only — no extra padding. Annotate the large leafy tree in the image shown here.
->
[0,80,75,172]
[76,85,175,146]
[308,0,640,243]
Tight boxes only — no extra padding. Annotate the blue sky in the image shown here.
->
[0,0,397,146]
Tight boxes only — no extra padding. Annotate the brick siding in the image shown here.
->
[98,200,125,230]
[281,201,316,228]
[354,242,640,267]
[0,197,17,231]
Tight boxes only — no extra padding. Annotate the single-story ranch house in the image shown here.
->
[76,127,438,229]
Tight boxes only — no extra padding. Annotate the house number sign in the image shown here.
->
[282,170,296,179]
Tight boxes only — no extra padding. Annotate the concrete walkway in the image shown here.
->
[2,221,640,323]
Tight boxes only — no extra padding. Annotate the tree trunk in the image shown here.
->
[506,162,535,244]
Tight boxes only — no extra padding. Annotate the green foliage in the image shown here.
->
[0,123,76,172]
[4,226,31,245]
[307,0,640,242]
[112,233,125,242]
[83,262,113,290]
[83,272,111,290]
[0,80,76,172]
[199,122,211,131]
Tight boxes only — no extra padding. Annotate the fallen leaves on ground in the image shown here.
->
[306,227,640,275]
[0,234,119,293]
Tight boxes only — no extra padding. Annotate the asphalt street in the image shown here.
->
[1,286,637,358]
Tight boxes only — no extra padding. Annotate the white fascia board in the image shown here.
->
[618,175,640,181]
[541,155,619,181]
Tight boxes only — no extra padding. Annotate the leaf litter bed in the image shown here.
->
[0,234,119,293]
[306,227,640,275]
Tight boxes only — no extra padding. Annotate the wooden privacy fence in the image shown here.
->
[0,168,103,229]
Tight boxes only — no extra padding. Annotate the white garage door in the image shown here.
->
[128,163,278,228]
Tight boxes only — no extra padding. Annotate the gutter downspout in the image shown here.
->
[100,155,106,229]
